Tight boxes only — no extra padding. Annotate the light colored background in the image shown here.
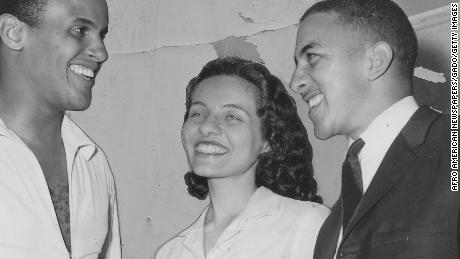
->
[69,0,453,258]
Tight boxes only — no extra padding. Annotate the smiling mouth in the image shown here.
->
[307,94,324,109]
[194,142,228,155]
[70,64,95,81]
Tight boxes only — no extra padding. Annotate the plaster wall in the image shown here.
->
[69,1,452,258]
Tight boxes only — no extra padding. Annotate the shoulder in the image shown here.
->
[424,106,449,133]
[401,106,449,154]
[276,194,330,225]
[270,194,330,256]
[425,108,449,148]
[404,106,449,140]
[417,106,449,151]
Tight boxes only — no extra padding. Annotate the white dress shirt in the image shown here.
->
[0,114,121,259]
[334,96,419,258]
[156,186,330,259]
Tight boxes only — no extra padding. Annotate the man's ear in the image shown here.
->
[365,41,393,81]
[0,14,25,51]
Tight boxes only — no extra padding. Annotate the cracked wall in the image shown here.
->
[68,1,451,258]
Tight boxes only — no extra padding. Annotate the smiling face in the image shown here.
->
[182,75,267,180]
[290,12,371,140]
[21,0,108,112]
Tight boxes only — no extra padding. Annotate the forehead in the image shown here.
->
[192,76,258,108]
[43,0,108,27]
[295,12,360,55]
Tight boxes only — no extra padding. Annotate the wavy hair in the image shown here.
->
[183,57,322,203]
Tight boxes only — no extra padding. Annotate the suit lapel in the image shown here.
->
[314,200,342,259]
[342,134,416,238]
[341,106,440,241]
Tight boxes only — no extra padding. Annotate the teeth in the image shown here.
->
[195,143,227,155]
[70,64,95,79]
[308,94,324,109]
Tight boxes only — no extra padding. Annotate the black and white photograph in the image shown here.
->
[0,0,457,258]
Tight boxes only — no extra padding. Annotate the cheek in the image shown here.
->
[252,130,265,152]
[181,123,195,148]
[233,127,263,155]
[54,36,84,63]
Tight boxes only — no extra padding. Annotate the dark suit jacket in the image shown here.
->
[314,106,460,259]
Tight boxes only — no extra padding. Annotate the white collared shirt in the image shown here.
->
[334,96,419,258]
[0,114,121,259]
[355,96,419,193]
[156,186,330,259]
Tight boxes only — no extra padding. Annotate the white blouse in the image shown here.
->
[156,187,329,259]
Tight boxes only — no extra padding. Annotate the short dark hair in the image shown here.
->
[301,0,417,78]
[183,57,322,203]
[0,0,48,27]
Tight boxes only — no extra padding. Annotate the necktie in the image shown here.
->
[341,138,365,230]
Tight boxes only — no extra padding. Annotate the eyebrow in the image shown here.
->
[190,101,205,107]
[223,104,250,116]
[190,102,250,116]
[73,18,95,27]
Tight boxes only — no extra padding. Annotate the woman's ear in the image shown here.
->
[365,41,393,81]
[0,14,25,51]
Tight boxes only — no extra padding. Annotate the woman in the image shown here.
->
[156,57,329,259]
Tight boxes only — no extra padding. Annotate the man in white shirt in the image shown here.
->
[290,0,458,258]
[0,0,121,258]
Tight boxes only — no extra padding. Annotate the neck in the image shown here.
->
[206,169,257,226]
[0,94,64,145]
[349,76,412,139]
[0,71,66,145]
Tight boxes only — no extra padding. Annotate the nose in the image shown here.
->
[289,65,310,95]
[198,116,222,136]
[86,37,108,63]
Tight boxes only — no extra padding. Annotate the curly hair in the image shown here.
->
[0,0,49,27]
[300,0,417,79]
[183,57,322,203]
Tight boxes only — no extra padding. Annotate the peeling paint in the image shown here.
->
[414,66,446,83]
[238,12,255,23]
[109,25,293,56]
[212,36,265,63]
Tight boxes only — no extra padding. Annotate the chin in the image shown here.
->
[68,94,93,111]
[69,102,91,111]
[314,127,335,140]
[192,166,214,177]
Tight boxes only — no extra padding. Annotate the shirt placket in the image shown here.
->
[208,218,248,259]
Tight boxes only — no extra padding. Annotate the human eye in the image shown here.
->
[189,111,201,118]
[225,112,242,121]
[70,26,88,38]
[306,53,320,65]
[188,107,205,119]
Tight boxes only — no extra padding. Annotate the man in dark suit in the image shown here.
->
[289,0,459,258]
